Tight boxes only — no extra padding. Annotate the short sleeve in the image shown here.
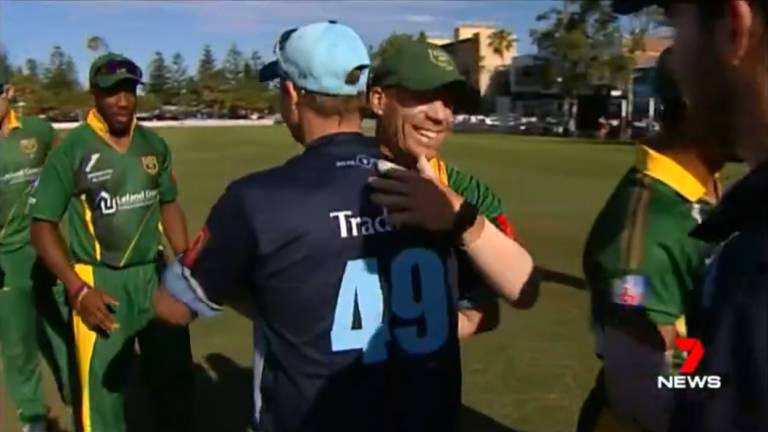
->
[158,139,178,203]
[186,185,257,305]
[608,245,685,326]
[28,142,76,222]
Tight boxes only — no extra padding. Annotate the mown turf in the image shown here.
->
[0,127,746,432]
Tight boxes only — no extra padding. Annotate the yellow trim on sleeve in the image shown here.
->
[636,145,707,203]
[73,263,98,432]
[80,194,102,261]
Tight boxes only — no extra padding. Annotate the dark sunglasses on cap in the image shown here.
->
[97,60,142,79]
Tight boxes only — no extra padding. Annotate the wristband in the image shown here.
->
[67,281,91,307]
[452,200,479,244]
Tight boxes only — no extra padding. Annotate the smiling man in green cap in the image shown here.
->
[29,53,193,432]
[368,39,538,339]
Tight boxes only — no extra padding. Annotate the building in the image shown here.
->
[429,24,517,111]
[506,34,672,124]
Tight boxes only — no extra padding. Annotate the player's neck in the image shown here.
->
[301,111,362,147]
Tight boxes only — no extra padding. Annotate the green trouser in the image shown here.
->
[71,262,193,432]
[0,244,73,424]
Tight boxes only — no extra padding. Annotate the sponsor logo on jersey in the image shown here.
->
[96,189,159,215]
[19,138,38,156]
[611,275,646,307]
[335,155,377,169]
[0,167,41,185]
[142,155,159,175]
[330,209,393,238]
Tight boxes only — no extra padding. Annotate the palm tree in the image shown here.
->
[487,29,515,62]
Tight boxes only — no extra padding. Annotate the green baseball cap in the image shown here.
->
[371,39,479,108]
[89,53,144,89]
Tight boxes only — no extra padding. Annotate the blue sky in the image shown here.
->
[1,0,559,85]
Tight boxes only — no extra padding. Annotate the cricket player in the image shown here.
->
[28,54,193,432]
[0,82,72,432]
[154,21,533,432]
[613,0,768,430]
[366,39,539,338]
[577,45,725,432]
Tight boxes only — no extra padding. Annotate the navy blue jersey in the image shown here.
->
[187,133,462,432]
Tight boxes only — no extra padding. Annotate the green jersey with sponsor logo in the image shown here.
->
[583,146,717,369]
[0,111,56,253]
[28,110,177,268]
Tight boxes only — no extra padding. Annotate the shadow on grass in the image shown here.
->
[459,405,523,432]
[537,266,587,291]
[125,352,253,432]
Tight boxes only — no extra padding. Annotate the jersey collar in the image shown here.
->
[86,108,136,142]
[1,110,21,134]
[636,145,708,203]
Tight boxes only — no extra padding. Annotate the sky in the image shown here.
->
[0,0,560,85]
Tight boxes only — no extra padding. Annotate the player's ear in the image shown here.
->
[725,0,755,65]
[369,86,386,116]
[282,80,300,108]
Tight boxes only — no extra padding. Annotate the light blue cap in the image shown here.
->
[259,21,370,96]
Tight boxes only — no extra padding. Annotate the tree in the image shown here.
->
[0,46,13,82]
[43,46,80,94]
[417,31,428,42]
[374,33,415,63]
[86,36,110,56]
[147,51,170,103]
[197,44,217,84]
[530,0,629,131]
[250,51,263,73]
[168,52,189,103]
[25,59,40,81]
[488,29,515,61]
[222,43,245,88]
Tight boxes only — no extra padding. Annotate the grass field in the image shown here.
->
[0,127,746,432]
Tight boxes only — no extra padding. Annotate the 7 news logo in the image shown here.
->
[657,337,722,390]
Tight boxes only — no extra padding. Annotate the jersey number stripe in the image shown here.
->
[330,248,450,364]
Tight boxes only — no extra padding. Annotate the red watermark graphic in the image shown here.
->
[657,337,722,390]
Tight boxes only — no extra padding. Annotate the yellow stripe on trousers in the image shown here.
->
[73,263,97,432]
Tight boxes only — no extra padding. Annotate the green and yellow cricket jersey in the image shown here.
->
[430,158,514,238]
[0,110,57,253]
[28,109,177,268]
[431,158,515,308]
[584,145,717,348]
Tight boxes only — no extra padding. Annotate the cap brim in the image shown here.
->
[93,73,144,89]
[259,61,280,82]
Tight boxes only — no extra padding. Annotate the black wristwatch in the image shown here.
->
[452,200,479,244]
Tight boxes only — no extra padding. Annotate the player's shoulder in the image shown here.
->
[53,123,94,156]
[19,115,54,134]
[444,162,504,217]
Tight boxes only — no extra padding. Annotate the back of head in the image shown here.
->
[653,46,686,144]
[259,21,371,143]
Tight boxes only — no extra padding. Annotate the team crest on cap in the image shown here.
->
[20,138,37,156]
[142,155,159,175]
[428,47,456,71]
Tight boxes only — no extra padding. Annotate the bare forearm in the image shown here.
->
[161,201,189,255]
[31,220,81,291]
[462,217,534,304]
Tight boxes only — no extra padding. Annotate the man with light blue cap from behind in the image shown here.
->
[154,21,467,431]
